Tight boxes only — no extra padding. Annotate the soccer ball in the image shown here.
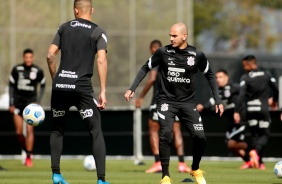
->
[22,103,45,126]
[83,155,96,171]
[274,161,282,178]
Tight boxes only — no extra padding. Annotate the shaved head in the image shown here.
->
[170,23,188,35]
[74,0,93,17]
[169,23,188,49]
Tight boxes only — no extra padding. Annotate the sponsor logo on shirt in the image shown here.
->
[160,103,169,111]
[58,70,78,78]
[168,61,175,66]
[248,71,264,78]
[167,49,175,53]
[168,58,174,60]
[193,123,204,131]
[167,67,190,83]
[52,109,65,117]
[188,51,196,56]
[70,21,91,29]
[17,79,34,91]
[187,57,195,66]
[55,83,76,89]
[80,109,93,119]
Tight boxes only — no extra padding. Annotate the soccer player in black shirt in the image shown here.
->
[9,48,45,167]
[125,23,224,184]
[47,0,109,184]
[197,69,252,169]
[234,55,279,170]
[135,40,190,173]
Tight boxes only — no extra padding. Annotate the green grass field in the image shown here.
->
[0,159,281,184]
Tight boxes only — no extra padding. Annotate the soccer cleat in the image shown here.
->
[259,163,266,170]
[240,161,252,169]
[52,173,69,184]
[160,176,172,184]
[25,157,33,167]
[249,150,260,169]
[145,161,162,173]
[190,169,206,184]
[97,180,110,184]
[178,162,191,173]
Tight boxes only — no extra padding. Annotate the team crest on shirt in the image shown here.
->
[187,57,195,66]
[29,71,37,80]
[161,103,169,111]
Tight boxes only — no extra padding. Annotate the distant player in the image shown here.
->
[9,48,46,167]
[234,55,279,170]
[47,0,109,183]
[125,23,224,184]
[197,69,252,169]
[135,40,190,173]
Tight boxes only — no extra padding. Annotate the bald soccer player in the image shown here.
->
[125,23,224,184]
[47,0,109,184]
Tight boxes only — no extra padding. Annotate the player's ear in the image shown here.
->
[183,33,187,41]
[91,7,94,14]
[74,8,79,15]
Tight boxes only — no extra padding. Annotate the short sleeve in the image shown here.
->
[37,68,46,86]
[91,27,107,52]
[51,23,66,48]
[148,48,163,69]
[197,51,209,74]
[9,66,17,85]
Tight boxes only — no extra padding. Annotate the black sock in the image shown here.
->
[161,163,169,178]
[154,154,160,162]
[178,155,184,162]
[16,134,26,151]
[98,177,105,182]
[242,154,250,162]
[26,151,32,158]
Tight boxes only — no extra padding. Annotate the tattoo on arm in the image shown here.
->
[47,53,56,80]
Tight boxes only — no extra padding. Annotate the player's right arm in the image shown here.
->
[125,48,162,101]
[135,69,157,108]
[9,67,17,114]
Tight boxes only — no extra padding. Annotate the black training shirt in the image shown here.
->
[9,64,45,105]
[51,18,107,92]
[130,44,221,104]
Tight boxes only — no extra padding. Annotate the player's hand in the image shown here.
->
[98,91,107,110]
[270,101,278,110]
[215,104,224,117]
[124,90,135,101]
[233,112,240,124]
[9,105,15,114]
[196,104,204,112]
[134,97,143,108]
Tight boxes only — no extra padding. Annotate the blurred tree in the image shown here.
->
[194,0,281,53]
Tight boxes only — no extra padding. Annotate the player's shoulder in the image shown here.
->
[12,63,24,71]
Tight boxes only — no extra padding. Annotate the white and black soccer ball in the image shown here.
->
[83,155,96,171]
[23,103,45,126]
[274,161,282,178]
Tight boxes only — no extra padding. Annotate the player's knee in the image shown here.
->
[159,130,173,145]
[193,132,206,143]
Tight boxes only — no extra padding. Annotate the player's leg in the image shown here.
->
[256,119,270,170]
[25,124,34,166]
[78,92,108,183]
[13,108,26,152]
[173,119,190,173]
[178,103,206,184]
[50,90,70,184]
[145,111,162,173]
[157,101,177,180]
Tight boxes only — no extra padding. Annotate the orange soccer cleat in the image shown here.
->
[178,162,191,173]
[249,150,260,169]
[240,161,252,169]
[25,157,33,167]
[145,161,162,173]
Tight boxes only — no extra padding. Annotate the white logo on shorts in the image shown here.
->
[52,109,65,117]
[193,124,204,131]
[80,109,93,119]
[161,103,169,111]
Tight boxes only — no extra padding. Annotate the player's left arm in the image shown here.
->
[234,76,247,123]
[266,71,279,109]
[95,29,108,110]
[197,51,224,116]
[47,44,59,81]
[37,69,46,103]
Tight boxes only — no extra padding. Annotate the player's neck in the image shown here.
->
[76,15,92,22]
[178,42,188,50]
